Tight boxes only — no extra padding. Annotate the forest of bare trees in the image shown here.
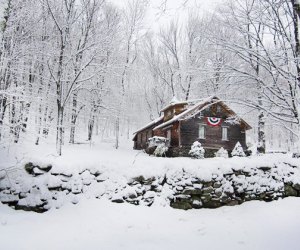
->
[0,0,299,155]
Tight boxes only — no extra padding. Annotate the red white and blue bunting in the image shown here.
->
[206,117,222,126]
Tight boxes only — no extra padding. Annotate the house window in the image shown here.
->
[222,127,228,141]
[199,124,205,139]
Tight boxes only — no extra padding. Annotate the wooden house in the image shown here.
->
[133,96,252,157]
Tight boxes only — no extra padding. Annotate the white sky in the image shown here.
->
[109,0,220,31]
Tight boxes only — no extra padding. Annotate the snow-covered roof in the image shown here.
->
[160,96,188,112]
[154,96,215,130]
[133,115,164,135]
[154,96,251,131]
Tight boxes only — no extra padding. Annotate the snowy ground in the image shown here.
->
[1,139,298,180]
[1,139,300,249]
[0,197,300,250]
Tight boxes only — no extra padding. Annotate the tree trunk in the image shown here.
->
[292,0,300,89]
[115,116,120,149]
[0,97,7,140]
[185,75,192,100]
[13,102,22,144]
[10,95,16,141]
[88,115,95,141]
[292,0,300,151]
[96,116,99,136]
[116,70,126,149]
[256,80,266,154]
[35,101,43,145]
[42,106,50,137]
[56,105,64,156]
[127,117,130,140]
[257,109,266,154]
[69,92,78,144]
[21,102,31,133]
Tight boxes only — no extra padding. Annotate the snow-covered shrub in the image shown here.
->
[148,136,169,157]
[231,142,246,157]
[153,144,168,157]
[215,147,228,158]
[189,141,205,159]
[148,136,169,148]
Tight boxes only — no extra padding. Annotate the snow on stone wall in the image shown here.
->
[0,157,300,212]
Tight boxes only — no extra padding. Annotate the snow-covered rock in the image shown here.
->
[1,145,300,212]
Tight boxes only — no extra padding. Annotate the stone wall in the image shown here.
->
[123,164,300,209]
[0,161,300,212]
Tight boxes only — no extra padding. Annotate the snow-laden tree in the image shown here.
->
[212,0,300,152]
[0,0,130,154]
[0,0,299,155]
[114,0,148,149]
[0,0,42,143]
[231,142,246,157]
[189,141,205,159]
[215,147,229,158]
[44,0,107,155]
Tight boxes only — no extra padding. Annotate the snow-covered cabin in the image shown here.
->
[133,96,252,157]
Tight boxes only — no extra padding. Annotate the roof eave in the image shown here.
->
[133,116,164,135]
[160,102,188,112]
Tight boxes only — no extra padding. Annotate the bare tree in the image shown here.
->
[215,0,300,151]
[45,0,103,155]
[115,0,148,149]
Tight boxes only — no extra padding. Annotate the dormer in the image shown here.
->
[161,97,188,122]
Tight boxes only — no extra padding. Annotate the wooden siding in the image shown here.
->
[180,116,246,151]
[171,122,180,147]
[133,119,163,150]
[153,122,180,147]
[134,128,153,150]
[153,127,164,137]
[163,104,187,122]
